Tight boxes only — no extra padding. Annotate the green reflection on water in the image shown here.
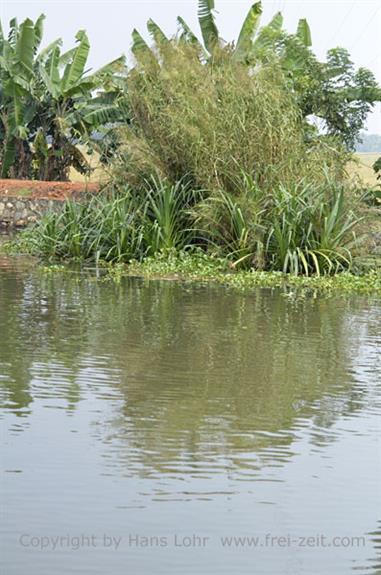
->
[0,260,380,575]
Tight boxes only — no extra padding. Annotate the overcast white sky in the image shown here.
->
[2,0,380,132]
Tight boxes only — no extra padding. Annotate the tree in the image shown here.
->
[131,0,380,151]
[0,15,126,180]
[0,16,44,178]
[280,43,381,149]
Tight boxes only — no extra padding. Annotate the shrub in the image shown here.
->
[29,180,200,263]
[30,194,145,262]
[266,180,360,275]
[195,173,361,274]
[112,43,345,194]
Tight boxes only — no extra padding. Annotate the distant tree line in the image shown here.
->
[356,133,381,153]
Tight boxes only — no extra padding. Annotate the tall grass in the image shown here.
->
[113,43,345,194]
[266,181,360,275]
[31,180,200,263]
[194,173,360,274]
[30,172,361,275]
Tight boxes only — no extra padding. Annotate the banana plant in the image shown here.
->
[197,0,219,54]
[134,0,311,66]
[34,28,126,179]
[0,15,127,179]
[0,16,45,176]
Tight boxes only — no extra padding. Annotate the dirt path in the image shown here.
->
[0,179,100,200]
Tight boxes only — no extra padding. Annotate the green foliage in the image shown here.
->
[195,173,361,275]
[28,182,199,263]
[0,15,126,180]
[266,180,360,275]
[115,43,340,193]
[316,49,380,149]
[122,252,381,295]
[32,129,49,180]
[27,168,362,278]
[278,40,380,149]
[29,194,143,261]
[198,0,219,54]
[2,1,378,180]
[130,0,381,160]
[234,3,263,63]
[0,16,43,177]
[296,19,311,47]
[142,177,199,253]
[2,1,377,280]
[194,176,266,268]
[131,28,151,61]
[128,0,379,150]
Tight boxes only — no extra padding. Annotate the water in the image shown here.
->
[1,257,380,575]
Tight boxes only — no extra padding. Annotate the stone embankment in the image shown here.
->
[0,197,65,228]
[0,179,99,227]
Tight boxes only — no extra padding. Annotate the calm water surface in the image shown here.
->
[1,256,380,574]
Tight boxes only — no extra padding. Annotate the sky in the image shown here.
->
[2,0,381,133]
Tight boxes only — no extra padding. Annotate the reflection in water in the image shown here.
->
[0,260,380,575]
[364,520,381,573]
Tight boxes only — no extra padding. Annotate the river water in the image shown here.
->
[1,256,380,574]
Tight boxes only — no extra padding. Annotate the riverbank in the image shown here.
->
[0,179,99,228]
[2,204,381,296]
[1,242,378,295]
[109,253,381,295]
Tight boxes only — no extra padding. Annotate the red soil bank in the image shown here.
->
[0,179,99,200]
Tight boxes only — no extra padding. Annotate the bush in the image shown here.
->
[195,172,360,274]
[265,179,360,275]
[29,170,361,276]
[112,43,345,194]
[27,42,361,275]
[30,180,200,263]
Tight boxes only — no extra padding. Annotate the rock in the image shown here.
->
[0,194,66,228]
